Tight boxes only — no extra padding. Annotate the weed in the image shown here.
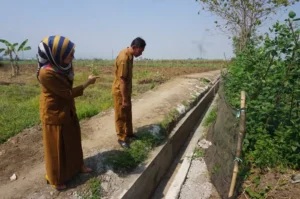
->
[245,187,264,199]
[252,176,261,187]
[105,107,181,172]
[193,147,204,159]
[212,163,221,175]
[160,109,180,130]
[105,128,165,172]
[203,107,217,127]
[200,78,210,84]
[91,64,100,76]
[182,100,189,107]
[88,177,101,199]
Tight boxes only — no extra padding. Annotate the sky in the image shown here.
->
[1,0,300,60]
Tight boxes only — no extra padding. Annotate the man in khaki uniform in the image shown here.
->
[112,37,146,149]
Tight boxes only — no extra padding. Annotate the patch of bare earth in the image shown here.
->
[0,64,219,85]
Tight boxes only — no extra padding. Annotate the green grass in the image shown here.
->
[0,85,40,143]
[203,107,217,127]
[160,109,180,130]
[0,69,167,144]
[105,129,165,172]
[1,59,227,68]
[193,147,205,159]
[104,106,184,173]
[86,177,101,199]
[76,59,226,68]
[0,59,222,144]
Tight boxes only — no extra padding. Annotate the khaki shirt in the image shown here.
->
[112,47,133,96]
[38,68,84,124]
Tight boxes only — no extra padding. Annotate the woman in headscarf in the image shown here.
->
[37,35,99,190]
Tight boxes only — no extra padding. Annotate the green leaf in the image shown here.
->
[0,39,12,47]
[17,39,29,52]
[292,146,297,151]
[293,18,300,21]
[23,46,31,51]
[0,48,5,53]
[288,11,296,19]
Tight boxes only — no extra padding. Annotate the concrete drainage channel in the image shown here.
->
[112,77,220,199]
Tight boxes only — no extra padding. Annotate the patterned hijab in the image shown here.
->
[37,35,75,81]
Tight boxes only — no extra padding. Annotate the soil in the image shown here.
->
[0,64,220,199]
[237,168,300,199]
[0,63,219,85]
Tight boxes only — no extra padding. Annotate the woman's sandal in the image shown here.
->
[80,166,93,173]
[45,175,66,190]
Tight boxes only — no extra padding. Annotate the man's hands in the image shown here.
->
[120,77,129,108]
[122,98,130,108]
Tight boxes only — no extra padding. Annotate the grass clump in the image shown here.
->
[203,107,217,127]
[160,109,180,131]
[82,177,101,199]
[105,129,165,172]
[192,147,205,159]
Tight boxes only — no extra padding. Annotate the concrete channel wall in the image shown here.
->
[113,77,220,199]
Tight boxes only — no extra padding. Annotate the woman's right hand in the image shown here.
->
[87,75,100,85]
[83,75,100,89]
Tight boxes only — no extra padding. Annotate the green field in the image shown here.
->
[0,59,226,68]
[0,60,224,144]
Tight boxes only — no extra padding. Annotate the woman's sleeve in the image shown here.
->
[39,70,84,100]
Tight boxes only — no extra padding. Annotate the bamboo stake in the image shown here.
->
[228,91,246,198]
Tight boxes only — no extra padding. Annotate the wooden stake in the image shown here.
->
[228,91,246,198]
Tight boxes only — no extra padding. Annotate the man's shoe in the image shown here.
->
[118,140,130,149]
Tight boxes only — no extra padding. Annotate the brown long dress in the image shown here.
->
[38,67,84,185]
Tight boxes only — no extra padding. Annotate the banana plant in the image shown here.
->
[13,39,31,75]
[0,48,5,67]
[0,39,18,76]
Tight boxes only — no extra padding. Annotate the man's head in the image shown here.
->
[130,37,146,57]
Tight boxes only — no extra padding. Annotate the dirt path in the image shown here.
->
[0,70,220,199]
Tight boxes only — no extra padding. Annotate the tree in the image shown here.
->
[0,49,4,67]
[0,39,31,76]
[0,40,18,76]
[13,39,31,75]
[195,0,300,54]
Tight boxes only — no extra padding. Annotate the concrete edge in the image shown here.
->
[164,91,220,199]
[112,76,220,199]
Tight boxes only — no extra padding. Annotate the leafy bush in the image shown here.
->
[224,12,300,168]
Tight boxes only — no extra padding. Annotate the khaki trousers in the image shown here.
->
[113,95,133,141]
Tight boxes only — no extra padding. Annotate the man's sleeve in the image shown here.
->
[117,56,129,80]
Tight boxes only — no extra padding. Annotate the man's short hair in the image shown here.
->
[131,37,146,48]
